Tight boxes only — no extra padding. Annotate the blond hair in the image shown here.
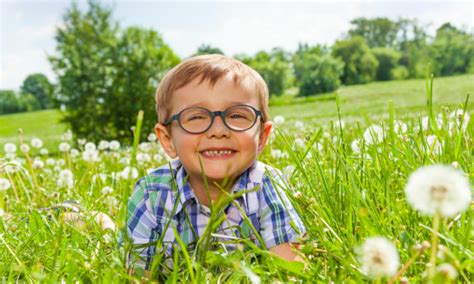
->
[155,54,270,123]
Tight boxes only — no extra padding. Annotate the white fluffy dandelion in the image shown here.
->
[436,263,457,280]
[449,109,470,131]
[294,121,304,128]
[393,120,407,134]
[363,125,384,145]
[405,165,472,217]
[273,115,285,125]
[120,167,138,179]
[0,178,11,191]
[31,138,43,148]
[62,130,73,141]
[70,148,79,158]
[359,237,400,279]
[109,140,120,151]
[82,149,100,163]
[20,144,30,153]
[84,142,96,152]
[32,159,44,169]
[59,142,71,152]
[98,140,110,150]
[351,139,361,154]
[101,186,113,195]
[39,148,49,155]
[57,169,74,188]
[4,143,17,153]
[425,135,443,155]
[147,133,157,142]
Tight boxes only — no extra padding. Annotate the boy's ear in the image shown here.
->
[257,121,273,154]
[155,123,178,158]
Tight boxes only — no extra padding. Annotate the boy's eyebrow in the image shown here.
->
[179,101,257,110]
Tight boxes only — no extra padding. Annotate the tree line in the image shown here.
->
[1,1,472,142]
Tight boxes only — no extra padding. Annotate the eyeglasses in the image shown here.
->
[163,104,263,134]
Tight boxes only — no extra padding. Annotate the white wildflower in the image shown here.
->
[32,159,44,169]
[39,148,49,155]
[273,115,285,125]
[82,149,100,163]
[70,148,79,158]
[20,144,30,153]
[98,140,109,150]
[109,140,120,151]
[59,142,71,152]
[359,237,399,279]
[31,138,43,148]
[405,165,472,217]
[5,153,16,160]
[295,121,304,128]
[425,135,443,155]
[101,186,113,195]
[421,116,429,131]
[120,167,138,179]
[153,154,162,161]
[283,165,295,179]
[393,120,407,134]
[77,138,87,146]
[62,130,73,141]
[436,263,457,280]
[314,143,323,152]
[46,158,55,166]
[147,133,157,142]
[450,161,459,169]
[351,139,361,154]
[57,169,74,188]
[0,178,11,191]
[139,142,152,152]
[84,142,96,152]
[294,138,305,148]
[334,119,345,129]
[363,125,384,145]
[4,143,17,153]
[271,149,283,159]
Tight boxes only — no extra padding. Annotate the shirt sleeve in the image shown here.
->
[126,178,161,270]
[259,169,306,249]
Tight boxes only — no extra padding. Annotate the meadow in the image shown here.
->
[0,75,472,282]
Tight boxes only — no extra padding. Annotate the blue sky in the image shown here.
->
[1,0,473,90]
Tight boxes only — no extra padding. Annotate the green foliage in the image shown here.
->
[193,44,224,56]
[390,66,409,80]
[372,47,401,81]
[0,90,40,114]
[20,73,54,109]
[332,36,379,85]
[430,23,474,76]
[49,0,179,142]
[348,17,400,48]
[292,46,343,96]
[241,48,293,97]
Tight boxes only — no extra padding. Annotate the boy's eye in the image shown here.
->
[186,115,207,121]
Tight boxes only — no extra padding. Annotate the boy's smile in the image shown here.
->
[155,74,272,190]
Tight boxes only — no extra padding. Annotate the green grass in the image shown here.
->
[0,109,67,148]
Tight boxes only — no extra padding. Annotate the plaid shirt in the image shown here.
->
[127,159,306,270]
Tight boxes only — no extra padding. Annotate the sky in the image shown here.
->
[1,0,473,90]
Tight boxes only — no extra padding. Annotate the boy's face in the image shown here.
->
[155,74,272,185]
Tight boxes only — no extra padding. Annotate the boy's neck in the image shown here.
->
[188,175,235,208]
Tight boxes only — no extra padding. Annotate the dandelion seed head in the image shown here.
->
[77,138,87,146]
[359,236,400,279]
[98,140,110,150]
[120,167,138,179]
[62,130,73,141]
[70,148,79,158]
[82,149,100,163]
[39,148,49,155]
[405,165,472,217]
[295,120,304,128]
[32,159,44,169]
[363,125,384,145]
[273,115,285,125]
[0,178,11,191]
[393,120,407,134]
[59,142,71,152]
[84,142,96,152]
[147,133,157,142]
[57,169,74,188]
[425,135,443,155]
[109,140,120,151]
[20,144,30,153]
[352,139,362,154]
[31,138,43,148]
[46,158,55,166]
[436,263,457,280]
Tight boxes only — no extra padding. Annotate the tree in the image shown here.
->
[194,44,224,55]
[0,90,21,114]
[430,23,474,76]
[348,17,400,48]
[49,0,179,142]
[293,44,343,96]
[20,73,54,109]
[332,36,379,85]
[242,48,293,97]
[372,48,401,81]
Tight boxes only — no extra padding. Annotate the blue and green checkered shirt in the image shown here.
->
[127,159,306,269]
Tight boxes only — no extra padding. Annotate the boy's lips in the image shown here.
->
[199,148,237,159]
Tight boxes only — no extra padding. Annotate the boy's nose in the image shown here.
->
[205,116,230,138]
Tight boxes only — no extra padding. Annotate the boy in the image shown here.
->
[127,54,306,273]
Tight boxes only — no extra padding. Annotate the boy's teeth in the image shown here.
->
[202,150,233,156]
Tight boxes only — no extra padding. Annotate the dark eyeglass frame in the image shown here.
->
[163,104,263,134]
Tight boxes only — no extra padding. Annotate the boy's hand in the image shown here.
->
[269,242,305,262]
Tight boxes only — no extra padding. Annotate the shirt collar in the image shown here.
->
[170,160,258,216]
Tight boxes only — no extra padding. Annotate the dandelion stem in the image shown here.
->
[428,212,441,279]
[388,242,429,284]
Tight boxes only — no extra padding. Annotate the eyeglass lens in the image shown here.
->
[179,105,257,133]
